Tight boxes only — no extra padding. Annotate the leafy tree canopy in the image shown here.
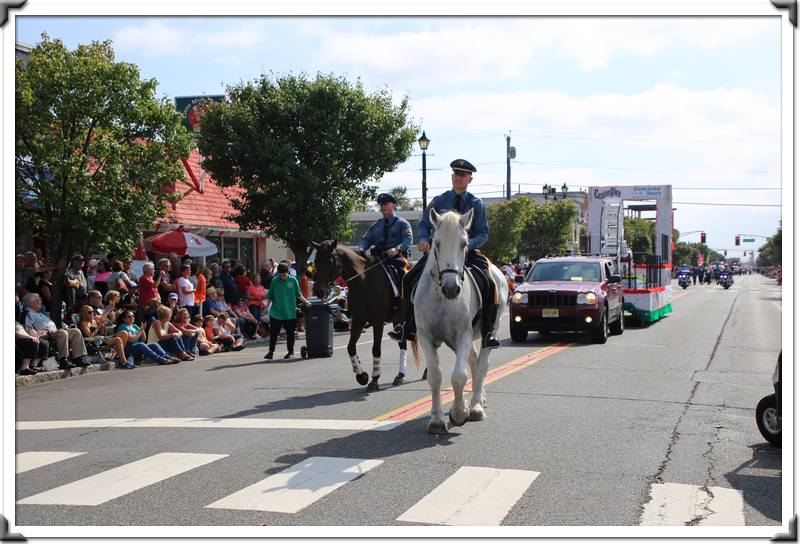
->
[757,227,781,267]
[517,199,577,260]
[482,197,535,263]
[16,34,193,323]
[197,72,418,267]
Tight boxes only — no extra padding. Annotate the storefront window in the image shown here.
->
[222,237,238,261]
[239,238,254,271]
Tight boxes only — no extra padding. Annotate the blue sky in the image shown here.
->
[15,16,783,258]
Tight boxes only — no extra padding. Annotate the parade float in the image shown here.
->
[587,185,673,324]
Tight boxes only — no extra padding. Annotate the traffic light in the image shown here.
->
[735,235,740,246]
[700,232,706,244]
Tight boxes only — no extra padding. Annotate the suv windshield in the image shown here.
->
[528,261,602,282]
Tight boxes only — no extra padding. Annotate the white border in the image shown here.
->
[2,0,793,540]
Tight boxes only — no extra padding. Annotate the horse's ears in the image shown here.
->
[460,208,474,231]
[311,241,320,249]
[429,208,441,228]
[332,239,338,247]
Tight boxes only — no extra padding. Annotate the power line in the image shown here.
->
[513,160,779,175]
[673,201,781,207]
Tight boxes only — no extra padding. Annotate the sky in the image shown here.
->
[14,16,783,260]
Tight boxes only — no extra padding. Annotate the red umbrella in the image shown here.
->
[148,227,218,257]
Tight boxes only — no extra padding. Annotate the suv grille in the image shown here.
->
[528,292,578,308]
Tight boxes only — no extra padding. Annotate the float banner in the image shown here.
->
[175,95,225,135]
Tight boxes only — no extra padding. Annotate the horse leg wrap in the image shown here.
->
[372,357,381,379]
[350,355,363,375]
[398,349,407,375]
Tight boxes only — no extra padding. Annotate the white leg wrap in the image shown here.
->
[372,357,381,378]
[398,349,407,375]
[350,355,363,375]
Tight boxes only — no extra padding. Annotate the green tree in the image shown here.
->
[482,197,535,263]
[389,186,412,211]
[517,199,577,260]
[623,217,655,258]
[198,72,417,269]
[757,227,781,267]
[16,35,193,325]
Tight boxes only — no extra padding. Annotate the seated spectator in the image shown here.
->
[246,274,266,323]
[191,314,221,355]
[15,321,49,375]
[231,296,259,339]
[146,306,193,361]
[115,311,178,366]
[172,308,200,357]
[205,288,231,317]
[76,304,128,365]
[203,315,226,351]
[21,293,89,369]
[165,292,182,320]
[103,290,123,328]
[212,312,245,351]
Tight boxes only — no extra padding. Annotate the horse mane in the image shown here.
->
[332,242,367,278]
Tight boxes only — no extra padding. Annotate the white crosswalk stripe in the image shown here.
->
[16,451,86,474]
[16,417,401,432]
[397,466,540,526]
[17,452,227,506]
[205,456,383,513]
[640,483,745,526]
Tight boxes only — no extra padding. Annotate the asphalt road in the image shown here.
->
[13,274,783,535]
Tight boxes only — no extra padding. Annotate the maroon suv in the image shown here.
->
[509,256,624,344]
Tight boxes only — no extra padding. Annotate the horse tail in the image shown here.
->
[409,340,422,369]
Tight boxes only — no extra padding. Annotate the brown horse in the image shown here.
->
[311,240,409,391]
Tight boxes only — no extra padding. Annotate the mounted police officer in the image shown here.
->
[389,159,500,349]
[358,193,412,299]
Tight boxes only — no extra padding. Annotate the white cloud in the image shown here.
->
[113,20,267,56]
[319,18,776,87]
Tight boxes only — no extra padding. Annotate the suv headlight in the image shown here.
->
[577,292,597,304]
[512,291,528,304]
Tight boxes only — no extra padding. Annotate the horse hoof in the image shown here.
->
[448,409,468,427]
[367,380,380,392]
[469,406,486,421]
[427,420,449,435]
[356,372,369,386]
[392,373,404,386]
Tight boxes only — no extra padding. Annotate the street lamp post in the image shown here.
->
[542,183,568,202]
[418,131,430,209]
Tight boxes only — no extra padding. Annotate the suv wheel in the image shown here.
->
[609,307,624,335]
[592,308,608,344]
[510,323,528,343]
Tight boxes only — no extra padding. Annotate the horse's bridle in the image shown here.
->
[314,247,342,292]
[432,243,466,285]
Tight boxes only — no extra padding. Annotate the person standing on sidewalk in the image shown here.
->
[264,263,310,360]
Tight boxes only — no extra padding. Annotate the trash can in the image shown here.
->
[301,299,335,359]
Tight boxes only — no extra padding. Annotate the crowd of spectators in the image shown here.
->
[14,250,315,376]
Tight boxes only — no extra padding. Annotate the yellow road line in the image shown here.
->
[375,342,572,422]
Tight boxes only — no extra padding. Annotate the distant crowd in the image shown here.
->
[14,250,315,376]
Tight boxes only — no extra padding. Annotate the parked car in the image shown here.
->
[509,256,625,344]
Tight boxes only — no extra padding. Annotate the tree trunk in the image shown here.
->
[289,243,309,278]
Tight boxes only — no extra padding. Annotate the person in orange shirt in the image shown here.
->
[193,264,207,316]
[246,274,266,323]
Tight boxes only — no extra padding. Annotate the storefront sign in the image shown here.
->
[175,95,224,135]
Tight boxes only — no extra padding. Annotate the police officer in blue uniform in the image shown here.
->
[389,159,500,348]
[358,193,412,281]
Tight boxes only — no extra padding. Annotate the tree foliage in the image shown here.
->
[16,34,193,324]
[757,227,781,266]
[673,242,725,267]
[197,72,418,268]
[623,217,655,257]
[389,186,413,211]
[482,197,535,263]
[517,199,577,260]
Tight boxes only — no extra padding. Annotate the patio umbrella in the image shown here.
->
[148,227,218,257]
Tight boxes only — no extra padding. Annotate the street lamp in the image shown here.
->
[561,182,569,197]
[542,183,561,201]
[418,131,430,209]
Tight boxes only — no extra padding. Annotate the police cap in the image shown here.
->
[450,159,477,173]
[376,193,398,205]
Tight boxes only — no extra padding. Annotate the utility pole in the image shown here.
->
[506,134,515,201]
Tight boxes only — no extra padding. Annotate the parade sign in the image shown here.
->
[175,95,224,135]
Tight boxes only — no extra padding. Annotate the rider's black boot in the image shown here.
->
[389,304,416,342]
[481,304,500,349]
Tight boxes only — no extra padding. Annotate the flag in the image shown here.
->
[698,254,705,267]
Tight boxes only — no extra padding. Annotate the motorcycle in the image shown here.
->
[677,272,691,289]
[719,272,733,289]
[756,352,781,447]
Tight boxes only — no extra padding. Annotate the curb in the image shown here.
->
[15,362,116,387]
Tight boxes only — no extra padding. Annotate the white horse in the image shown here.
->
[412,209,508,434]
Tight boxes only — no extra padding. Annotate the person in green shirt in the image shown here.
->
[264,263,310,360]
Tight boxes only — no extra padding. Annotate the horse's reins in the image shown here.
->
[431,244,465,285]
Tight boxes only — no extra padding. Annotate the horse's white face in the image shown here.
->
[430,208,473,300]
